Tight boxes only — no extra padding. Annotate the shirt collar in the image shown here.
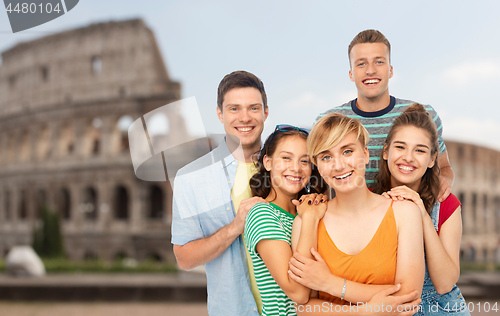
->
[216,137,263,169]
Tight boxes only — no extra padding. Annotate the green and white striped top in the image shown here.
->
[315,96,446,188]
[244,202,297,316]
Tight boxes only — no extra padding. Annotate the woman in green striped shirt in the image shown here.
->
[244,125,327,316]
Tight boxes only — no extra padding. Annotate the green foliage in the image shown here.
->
[0,258,177,273]
[32,206,64,258]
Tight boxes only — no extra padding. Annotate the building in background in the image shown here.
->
[0,19,198,262]
[447,141,500,266]
[1,18,500,266]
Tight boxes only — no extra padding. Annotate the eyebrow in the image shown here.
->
[224,103,262,108]
[394,141,430,149]
[340,143,356,149]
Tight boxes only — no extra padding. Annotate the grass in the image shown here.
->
[0,258,177,273]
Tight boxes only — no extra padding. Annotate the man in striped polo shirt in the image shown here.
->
[317,29,454,202]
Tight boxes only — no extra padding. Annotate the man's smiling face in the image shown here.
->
[349,42,393,102]
[217,86,268,150]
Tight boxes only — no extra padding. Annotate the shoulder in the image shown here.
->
[315,100,354,121]
[247,202,276,220]
[392,200,422,224]
[440,193,461,209]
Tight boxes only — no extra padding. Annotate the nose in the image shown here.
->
[239,109,251,122]
[366,62,376,75]
[403,149,414,163]
[332,157,346,171]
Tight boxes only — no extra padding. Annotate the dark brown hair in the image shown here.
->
[250,130,327,200]
[217,70,267,112]
[374,103,440,214]
[348,29,391,64]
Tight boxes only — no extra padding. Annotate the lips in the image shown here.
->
[235,126,255,133]
[362,78,381,85]
[334,171,353,180]
[397,164,416,174]
[284,175,303,183]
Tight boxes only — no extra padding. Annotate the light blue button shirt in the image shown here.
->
[171,139,259,316]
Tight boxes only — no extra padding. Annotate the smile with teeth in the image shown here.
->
[284,175,302,183]
[363,79,380,84]
[235,127,254,132]
[334,171,353,180]
[398,165,415,171]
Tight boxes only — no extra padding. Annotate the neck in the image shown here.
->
[332,186,373,215]
[356,91,390,112]
[266,189,297,216]
[225,138,260,163]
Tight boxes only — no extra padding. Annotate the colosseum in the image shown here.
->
[1,19,500,266]
[0,19,206,262]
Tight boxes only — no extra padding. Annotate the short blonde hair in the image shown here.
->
[308,113,369,164]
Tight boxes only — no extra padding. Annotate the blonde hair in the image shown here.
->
[308,113,369,164]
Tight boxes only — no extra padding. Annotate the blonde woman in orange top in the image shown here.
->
[290,113,424,315]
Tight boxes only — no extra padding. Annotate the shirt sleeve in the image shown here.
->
[431,109,447,155]
[171,174,205,245]
[244,203,289,255]
[438,193,462,234]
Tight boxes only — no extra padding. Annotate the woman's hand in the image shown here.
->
[383,186,426,217]
[292,193,328,219]
[288,248,332,293]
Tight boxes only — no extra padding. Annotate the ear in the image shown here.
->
[263,155,272,171]
[216,106,224,124]
[428,153,437,169]
[382,144,389,160]
[364,146,369,164]
[349,69,354,82]
[389,65,394,79]
[263,106,269,121]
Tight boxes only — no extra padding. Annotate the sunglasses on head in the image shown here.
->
[273,124,310,135]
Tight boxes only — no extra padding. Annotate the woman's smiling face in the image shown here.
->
[315,132,369,192]
[383,125,436,191]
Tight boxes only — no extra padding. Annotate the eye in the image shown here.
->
[229,107,237,112]
[300,159,310,164]
[251,106,260,111]
[395,145,405,150]
[320,155,331,161]
[376,60,384,64]
[416,149,427,153]
[282,156,291,160]
[343,149,353,155]
[357,62,365,67]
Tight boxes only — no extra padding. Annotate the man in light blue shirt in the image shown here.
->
[172,71,269,316]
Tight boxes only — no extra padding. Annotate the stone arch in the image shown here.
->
[83,118,102,157]
[37,125,51,160]
[3,189,11,220]
[149,185,164,219]
[36,189,47,219]
[111,115,133,154]
[57,188,71,220]
[7,133,15,164]
[18,189,28,219]
[19,130,30,162]
[83,187,98,221]
[114,185,129,220]
[58,123,75,156]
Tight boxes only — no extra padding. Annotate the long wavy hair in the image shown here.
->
[250,130,327,201]
[374,103,440,214]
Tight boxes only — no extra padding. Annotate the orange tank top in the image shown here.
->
[318,201,397,305]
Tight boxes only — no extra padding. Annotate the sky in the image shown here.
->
[1,0,500,151]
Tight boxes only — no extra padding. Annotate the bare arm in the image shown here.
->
[174,197,266,270]
[258,194,326,305]
[437,150,454,202]
[385,186,461,294]
[423,207,462,293]
[392,200,425,297]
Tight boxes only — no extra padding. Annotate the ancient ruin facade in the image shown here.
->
[447,141,500,265]
[0,19,191,262]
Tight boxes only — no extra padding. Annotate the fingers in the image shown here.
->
[288,259,303,276]
[394,290,419,304]
[399,298,421,316]
[382,192,391,199]
[292,251,308,263]
[379,283,401,296]
[288,269,305,285]
[438,186,451,202]
[310,248,325,263]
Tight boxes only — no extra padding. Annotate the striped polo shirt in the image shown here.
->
[244,202,297,316]
[315,96,446,188]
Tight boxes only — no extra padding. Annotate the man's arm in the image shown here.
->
[174,197,266,270]
[437,150,454,202]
